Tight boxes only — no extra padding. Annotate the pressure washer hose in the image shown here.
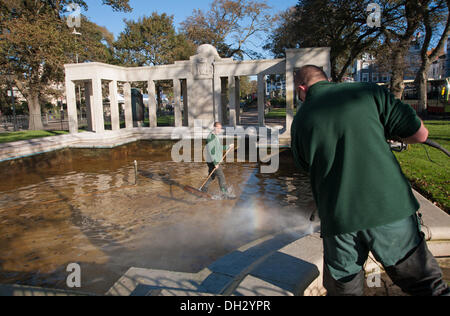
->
[423,139,450,158]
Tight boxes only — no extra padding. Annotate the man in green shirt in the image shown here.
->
[202,122,233,195]
[291,65,448,296]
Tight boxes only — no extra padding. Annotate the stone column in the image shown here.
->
[235,77,241,125]
[186,78,196,128]
[182,79,189,127]
[123,82,133,129]
[228,75,236,127]
[285,69,295,135]
[148,80,157,128]
[65,78,78,134]
[257,74,266,127]
[173,79,182,127]
[92,77,105,133]
[109,80,120,131]
[213,75,222,124]
[84,81,94,132]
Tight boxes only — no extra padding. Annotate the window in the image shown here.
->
[372,73,379,82]
[362,73,369,82]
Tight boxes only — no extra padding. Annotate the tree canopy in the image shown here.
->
[114,12,195,67]
[181,0,276,59]
[0,0,131,129]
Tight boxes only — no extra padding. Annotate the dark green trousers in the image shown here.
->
[323,214,449,296]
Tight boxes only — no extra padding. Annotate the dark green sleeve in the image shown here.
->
[291,115,310,174]
[375,85,422,139]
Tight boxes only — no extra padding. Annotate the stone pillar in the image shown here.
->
[182,79,189,127]
[285,69,295,135]
[84,81,94,132]
[213,75,222,124]
[228,75,236,127]
[257,74,266,127]
[148,80,157,128]
[109,80,120,131]
[235,77,241,125]
[65,78,78,134]
[123,82,133,129]
[92,77,105,133]
[173,79,182,127]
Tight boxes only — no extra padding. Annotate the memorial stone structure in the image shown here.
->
[64,45,331,138]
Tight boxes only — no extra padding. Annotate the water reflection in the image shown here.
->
[0,141,314,294]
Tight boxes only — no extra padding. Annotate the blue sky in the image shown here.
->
[82,0,298,57]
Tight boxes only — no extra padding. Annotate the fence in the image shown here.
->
[0,113,88,132]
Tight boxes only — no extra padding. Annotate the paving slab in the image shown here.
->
[414,191,450,242]
[0,284,93,296]
[233,275,294,296]
[106,267,211,296]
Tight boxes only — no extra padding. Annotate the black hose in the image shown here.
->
[423,139,450,158]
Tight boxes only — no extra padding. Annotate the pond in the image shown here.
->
[0,141,315,295]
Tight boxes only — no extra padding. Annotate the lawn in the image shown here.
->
[265,108,297,119]
[394,120,449,213]
[0,130,69,144]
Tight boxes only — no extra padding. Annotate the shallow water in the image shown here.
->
[0,141,314,294]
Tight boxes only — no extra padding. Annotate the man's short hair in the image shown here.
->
[295,65,328,87]
[214,122,222,127]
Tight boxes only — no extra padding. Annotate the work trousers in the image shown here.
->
[323,214,449,296]
[203,163,227,192]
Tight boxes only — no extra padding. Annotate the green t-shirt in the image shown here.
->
[291,81,421,237]
[206,132,228,166]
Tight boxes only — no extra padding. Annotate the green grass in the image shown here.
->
[0,130,70,144]
[394,120,449,213]
[265,108,297,119]
[156,115,175,126]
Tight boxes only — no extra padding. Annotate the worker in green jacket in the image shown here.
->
[291,65,449,296]
[202,122,234,195]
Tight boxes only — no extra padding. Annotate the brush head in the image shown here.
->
[183,185,213,199]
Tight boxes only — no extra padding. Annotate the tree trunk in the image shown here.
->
[416,61,430,114]
[28,92,44,130]
[390,46,408,99]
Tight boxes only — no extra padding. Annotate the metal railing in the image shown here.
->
[0,113,88,132]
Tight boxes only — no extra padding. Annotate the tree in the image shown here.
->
[114,13,195,67]
[180,0,277,59]
[377,1,425,99]
[265,0,397,82]
[0,0,131,130]
[239,76,257,99]
[414,0,450,113]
